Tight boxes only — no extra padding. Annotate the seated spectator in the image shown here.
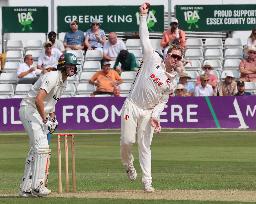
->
[37,41,62,73]
[175,84,186,96]
[64,20,85,50]
[103,32,126,61]
[47,31,65,52]
[85,19,106,52]
[178,72,195,96]
[194,74,214,96]
[239,46,256,82]
[196,62,218,93]
[17,54,41,84]
[217,71,237,96]
[160,17,186,56]
[235,80,252,96]
[89,61,123,96]
[247,28,256,47]
[113,50,138,74]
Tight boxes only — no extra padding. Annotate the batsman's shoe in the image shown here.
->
[126,164,137,181]
[32,186,51,197]
[143,182,155,193]
[19,191,33,198]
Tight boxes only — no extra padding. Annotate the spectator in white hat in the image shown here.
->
[217,70,237,96]
[239,45,256,82]
[160,17,186,56]
[178,72,195,96]
[175,83,186,96]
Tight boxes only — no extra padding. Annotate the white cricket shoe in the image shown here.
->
[32,186,51,197]
[19,191,33,197]
[126,163,137,181]
[143,182,155,193]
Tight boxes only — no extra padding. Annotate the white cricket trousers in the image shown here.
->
[120,99,154,184]
[19,105,49,190]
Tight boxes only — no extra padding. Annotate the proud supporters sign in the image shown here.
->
[1,96,256,131]
[176,4,256,31]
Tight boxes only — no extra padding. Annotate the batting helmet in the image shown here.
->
[57,53,80,74]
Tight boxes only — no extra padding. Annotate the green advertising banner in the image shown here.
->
[175,4,256,31]
[2,7,48,33]
[57,6,164,33]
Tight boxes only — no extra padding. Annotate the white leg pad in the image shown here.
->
[31,147,51,190]
[20,148,33,192]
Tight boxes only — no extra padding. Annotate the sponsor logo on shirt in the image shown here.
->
[53,95,60,101]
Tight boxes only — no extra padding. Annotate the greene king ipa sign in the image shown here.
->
[175,4,256,31]
[2,7,48,33]
[57,6,164,32]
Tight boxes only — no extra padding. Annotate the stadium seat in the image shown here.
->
[66,50,84,62]
[184,60,202,71]
[6,40,23,51]
[0,72,17,84]
[119,82,132,94]
[204,38,223,49]
[85,50,103,61]
[6,50,23,62]
[244,82,256,93]
[0,84,14,98]
[25,50,42,60]
[150,39,161,50]
[224,38,242,49]
[128,49,143,59]
[204,49,223,60]
[121,71,137,83]
[24,40,42,51]
[62,83,76,97]
[186,70,199,82]
[184,48,204,61]
[224,48,243,59]
[4,61,19,73]
[76,83,95,96]
[83,61,101,72]
[223,59,241,70]
[14,84,32,98]
[186,38,203,49]
[126,39,141,50]
[203,59,222,70]
[79,72,96,83]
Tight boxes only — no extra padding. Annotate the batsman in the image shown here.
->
[19,53,79,197]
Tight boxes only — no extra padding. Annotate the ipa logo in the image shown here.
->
[136,10,157,31]
[18,12,33,31]
[184,10,200,29]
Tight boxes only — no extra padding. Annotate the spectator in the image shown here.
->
[175,84,186,96]
[37,41,62,73]
[160,17,186,56]
[47,31,65,52]
[235,80,252,96]
[217,71,237,96]
[178,72,195,96]
[247,28,256,47]
[196,62,218,93]
[17,54,41,84]
[113,50,138,74]
[89,61,123,96]
[85,19,106,52]
[63,20,85,50]
[103,32,126,61]
[194,74,214,96]
[239,46,256,82]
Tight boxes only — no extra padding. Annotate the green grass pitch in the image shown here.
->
[0,129,255,203]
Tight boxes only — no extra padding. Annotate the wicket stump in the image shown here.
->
[57,134,76,193]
